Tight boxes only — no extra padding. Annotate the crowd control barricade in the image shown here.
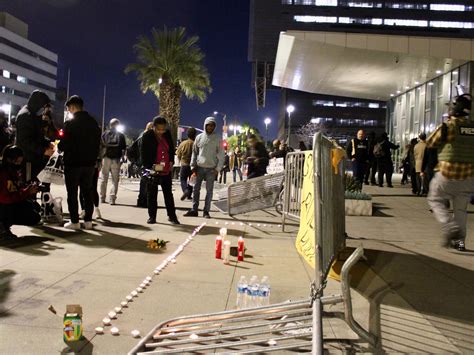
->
[129,133,377,354]
[281,152,305,231]
[226,172,285,216]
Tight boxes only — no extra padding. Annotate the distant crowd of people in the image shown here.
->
[1,89,472,253]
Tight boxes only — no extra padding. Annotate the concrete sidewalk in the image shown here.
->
[0,176,472,354]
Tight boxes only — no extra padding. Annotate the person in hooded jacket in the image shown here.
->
[245,134,269,179]
[140,116,179,225]
[15,90,55,181]
[183,116,224,219]
[0,145,41,239]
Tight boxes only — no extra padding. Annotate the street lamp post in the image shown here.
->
[264,117,271,144]
[286,105,295,146]
[214,111,227,139]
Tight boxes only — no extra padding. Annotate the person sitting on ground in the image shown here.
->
[0,145,41,239]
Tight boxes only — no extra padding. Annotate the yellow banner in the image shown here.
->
[295,151,315,269]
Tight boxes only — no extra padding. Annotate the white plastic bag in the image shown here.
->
[37,151,65,185]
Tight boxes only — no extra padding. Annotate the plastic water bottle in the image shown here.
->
[236,276,248,309]
[259,276,271,306]
[248,275,260,308]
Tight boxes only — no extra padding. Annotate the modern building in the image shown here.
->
[249,0,474,148]
[0,12,58,123]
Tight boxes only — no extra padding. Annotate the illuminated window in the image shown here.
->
[339,17,383,25]
[430,4,465,11]
[313,100,334,106]
[384,19,428,27]
[16,75,28,84]
[385,3,428,9]
[294,15,337,23]
[315,0,337,5]
[369,103,380,108]
[430,21,474,28]
[2,70,10,79]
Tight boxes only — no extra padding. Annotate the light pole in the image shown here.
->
[264,117,271,144]
[228,123,241,136]
[286,105,295,146]
[214,111,227,139]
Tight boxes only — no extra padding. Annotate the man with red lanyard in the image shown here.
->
[140,116,179,225]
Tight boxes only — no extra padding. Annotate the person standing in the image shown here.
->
[245,134,269,179]
[176,127,196,201]
[129,122,153,208]
[346,130,369,188]
[427,94,474,252]
[219,150,230,184]
[15,90,55,181]
[100,118,126,205]
[140,116,179,225]
[183,116,224,219]
[58,96,101,230]
[407,138,419,194]
[375,132,399,188]
[414,133,428,195]
[365,131,377,185]
[229,146,243,183]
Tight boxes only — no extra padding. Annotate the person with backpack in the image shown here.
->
[100,118,126,205]
[375,132,399,188]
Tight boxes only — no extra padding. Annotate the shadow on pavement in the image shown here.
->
[0,269,15,317]
[0,236,60,256]
[98,218,152,231]
[372,203,393,218]
[34,226,167,254]
[353,247,474,353]
[61,337,93,355]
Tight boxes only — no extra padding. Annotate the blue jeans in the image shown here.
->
[192,167,216,213]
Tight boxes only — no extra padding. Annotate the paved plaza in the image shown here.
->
[0,176,473,354]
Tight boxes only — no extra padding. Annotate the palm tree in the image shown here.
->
[125,27,211,142]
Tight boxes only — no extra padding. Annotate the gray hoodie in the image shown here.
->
[191,116,224,171]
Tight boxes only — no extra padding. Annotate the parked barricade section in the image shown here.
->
[314,133,346,280]
[227,172,285,216]
[281,152,305,231]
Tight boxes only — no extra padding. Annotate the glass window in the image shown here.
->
[16,75,28,84]
[384,19,428,27]
[430,4,465,11]
[294,15,338,23]
[430,21,474,28]
[369,103,380,108]
[2,70,10,79]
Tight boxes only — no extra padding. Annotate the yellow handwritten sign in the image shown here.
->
[295,151,315,268]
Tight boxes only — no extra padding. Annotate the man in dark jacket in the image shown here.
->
[176,127,197,201]
[140,116,179,225]
[346,130,369,188]
[376,132,400,188]
[246,134,269,179]
[15,90,55,181]
[58,96,101,230]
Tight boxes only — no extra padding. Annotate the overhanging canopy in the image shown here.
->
[273,31,474,101]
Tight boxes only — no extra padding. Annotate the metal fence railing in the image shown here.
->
[227,172,285,216]
[281,152,305,231]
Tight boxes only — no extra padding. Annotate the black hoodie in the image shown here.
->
[58,111,101,167]
[15,90,51,162]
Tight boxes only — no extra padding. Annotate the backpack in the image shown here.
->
[102,130,123,159]
[373,141,385,158]
[127,137,141,164]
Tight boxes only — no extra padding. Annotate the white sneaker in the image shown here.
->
[79,210,85,219]
[84,221,93,230]
[95,207,102,219]
[64,222,81,230]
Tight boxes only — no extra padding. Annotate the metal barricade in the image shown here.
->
[227,172,285,216]
[130,133,377,354]
[128,246,374,355]
[281,152,305,231]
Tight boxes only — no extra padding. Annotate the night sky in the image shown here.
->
[1,0,280,138]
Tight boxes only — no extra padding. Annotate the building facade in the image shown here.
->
[0,12,58,123]
[249,0,474,146]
